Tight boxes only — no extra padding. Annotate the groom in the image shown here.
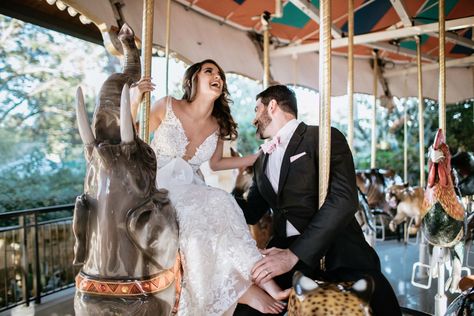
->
[233,85,400,315]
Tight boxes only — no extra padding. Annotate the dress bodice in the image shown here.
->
[150,97,219,173]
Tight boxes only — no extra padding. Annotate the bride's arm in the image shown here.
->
[130,78,166,133]
[209,139,260,171]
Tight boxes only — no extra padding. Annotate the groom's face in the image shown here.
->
[253,98,272,139]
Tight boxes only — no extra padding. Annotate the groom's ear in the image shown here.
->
[268,99,278,113]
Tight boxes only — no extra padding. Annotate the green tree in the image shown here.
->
[0,15,117,212]
[346,95,474,185]
[227,74,262,155]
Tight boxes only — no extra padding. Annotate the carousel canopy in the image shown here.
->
[2,0,474,102]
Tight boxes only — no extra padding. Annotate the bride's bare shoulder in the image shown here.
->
[150,96,175,129]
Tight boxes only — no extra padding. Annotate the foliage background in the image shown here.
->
[0,15,473,212]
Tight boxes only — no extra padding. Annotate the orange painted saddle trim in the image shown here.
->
[76,254,182,298]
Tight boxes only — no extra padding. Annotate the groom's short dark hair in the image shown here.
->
[256,85,298,118]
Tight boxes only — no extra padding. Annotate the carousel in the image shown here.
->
[0,0,474,315]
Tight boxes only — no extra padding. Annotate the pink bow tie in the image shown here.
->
[260,136,281,154]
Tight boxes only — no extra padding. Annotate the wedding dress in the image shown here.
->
[150,97,261,315]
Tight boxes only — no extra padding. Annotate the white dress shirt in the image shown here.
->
[264,119,300,237]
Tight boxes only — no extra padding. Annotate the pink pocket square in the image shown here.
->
[290,152,307,163]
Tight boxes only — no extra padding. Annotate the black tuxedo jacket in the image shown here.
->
[235,122,380,279]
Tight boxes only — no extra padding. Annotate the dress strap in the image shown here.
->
[165,96,172,118]
[164,96,180,122]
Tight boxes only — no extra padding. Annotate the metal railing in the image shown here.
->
[0,204,78,311]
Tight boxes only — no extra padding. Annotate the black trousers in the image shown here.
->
[233,267,401,316]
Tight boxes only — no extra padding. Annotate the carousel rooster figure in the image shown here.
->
[421,129,466,293]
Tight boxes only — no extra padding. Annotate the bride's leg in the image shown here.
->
[239,285,286,314]
[260,280,291,301]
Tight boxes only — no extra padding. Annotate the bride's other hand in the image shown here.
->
[238,151,260,173]
[249,150,261,164]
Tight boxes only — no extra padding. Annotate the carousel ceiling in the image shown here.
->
[1,0,474,102]
[179,0,474,62]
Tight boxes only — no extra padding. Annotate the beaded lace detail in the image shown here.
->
[151,97,218,172]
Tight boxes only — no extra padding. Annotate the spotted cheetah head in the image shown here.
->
[287,271,373,316]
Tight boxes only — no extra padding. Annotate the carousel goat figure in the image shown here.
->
[356,168,402,241]
[386,183,424,235]
[72,24,180,315]
[356,168,402,215]
[421,129,466,293]
[355,188,377,246]
[287,271,373,316]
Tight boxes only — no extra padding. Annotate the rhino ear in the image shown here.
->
[76,87,95,145]
[120,84,134,143]
[126,203,163,270]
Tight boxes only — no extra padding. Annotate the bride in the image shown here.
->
[131,59,288,315]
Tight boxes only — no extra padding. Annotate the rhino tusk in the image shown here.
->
[120,84,134,143]
[76,87,95,145]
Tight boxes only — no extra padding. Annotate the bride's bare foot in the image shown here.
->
[274,288,291,301]
[261,279,291,301]
[239,285,286,314]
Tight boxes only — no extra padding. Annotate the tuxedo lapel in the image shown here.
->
[258,153,277,202]
[278,122,307,195]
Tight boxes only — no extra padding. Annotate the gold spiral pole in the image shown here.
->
[436,4,447,312]
[404,91,408,183]
[415,35,429,280]
[347,0,354,153]
[262,13,270,89]
[438,0,446,134]
[416,36,425,188]
[371,50,378,169]
[318,0,331,208]
[139,0,154,143]
[165,0,171,96]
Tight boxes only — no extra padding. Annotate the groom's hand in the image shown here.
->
[251,248,299,285]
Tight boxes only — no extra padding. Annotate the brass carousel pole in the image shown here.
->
[371,50,378,169]
[347,0,355,153]
[416,36,425,188]
[438,0,446,135]
[262,12,271,89]
[318,0,331,207]
[165,0,171,96]
[435,2,447,314]
[416,34,429,279]
[139,0,154,143]
[404,91,408,183]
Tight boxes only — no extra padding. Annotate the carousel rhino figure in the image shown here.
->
[72,24,180,315]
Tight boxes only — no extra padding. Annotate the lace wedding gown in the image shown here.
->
[150,97,261,315]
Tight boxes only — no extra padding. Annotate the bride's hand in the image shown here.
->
[131,77,155,103]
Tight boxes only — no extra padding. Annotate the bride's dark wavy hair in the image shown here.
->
[182,59,238,141]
